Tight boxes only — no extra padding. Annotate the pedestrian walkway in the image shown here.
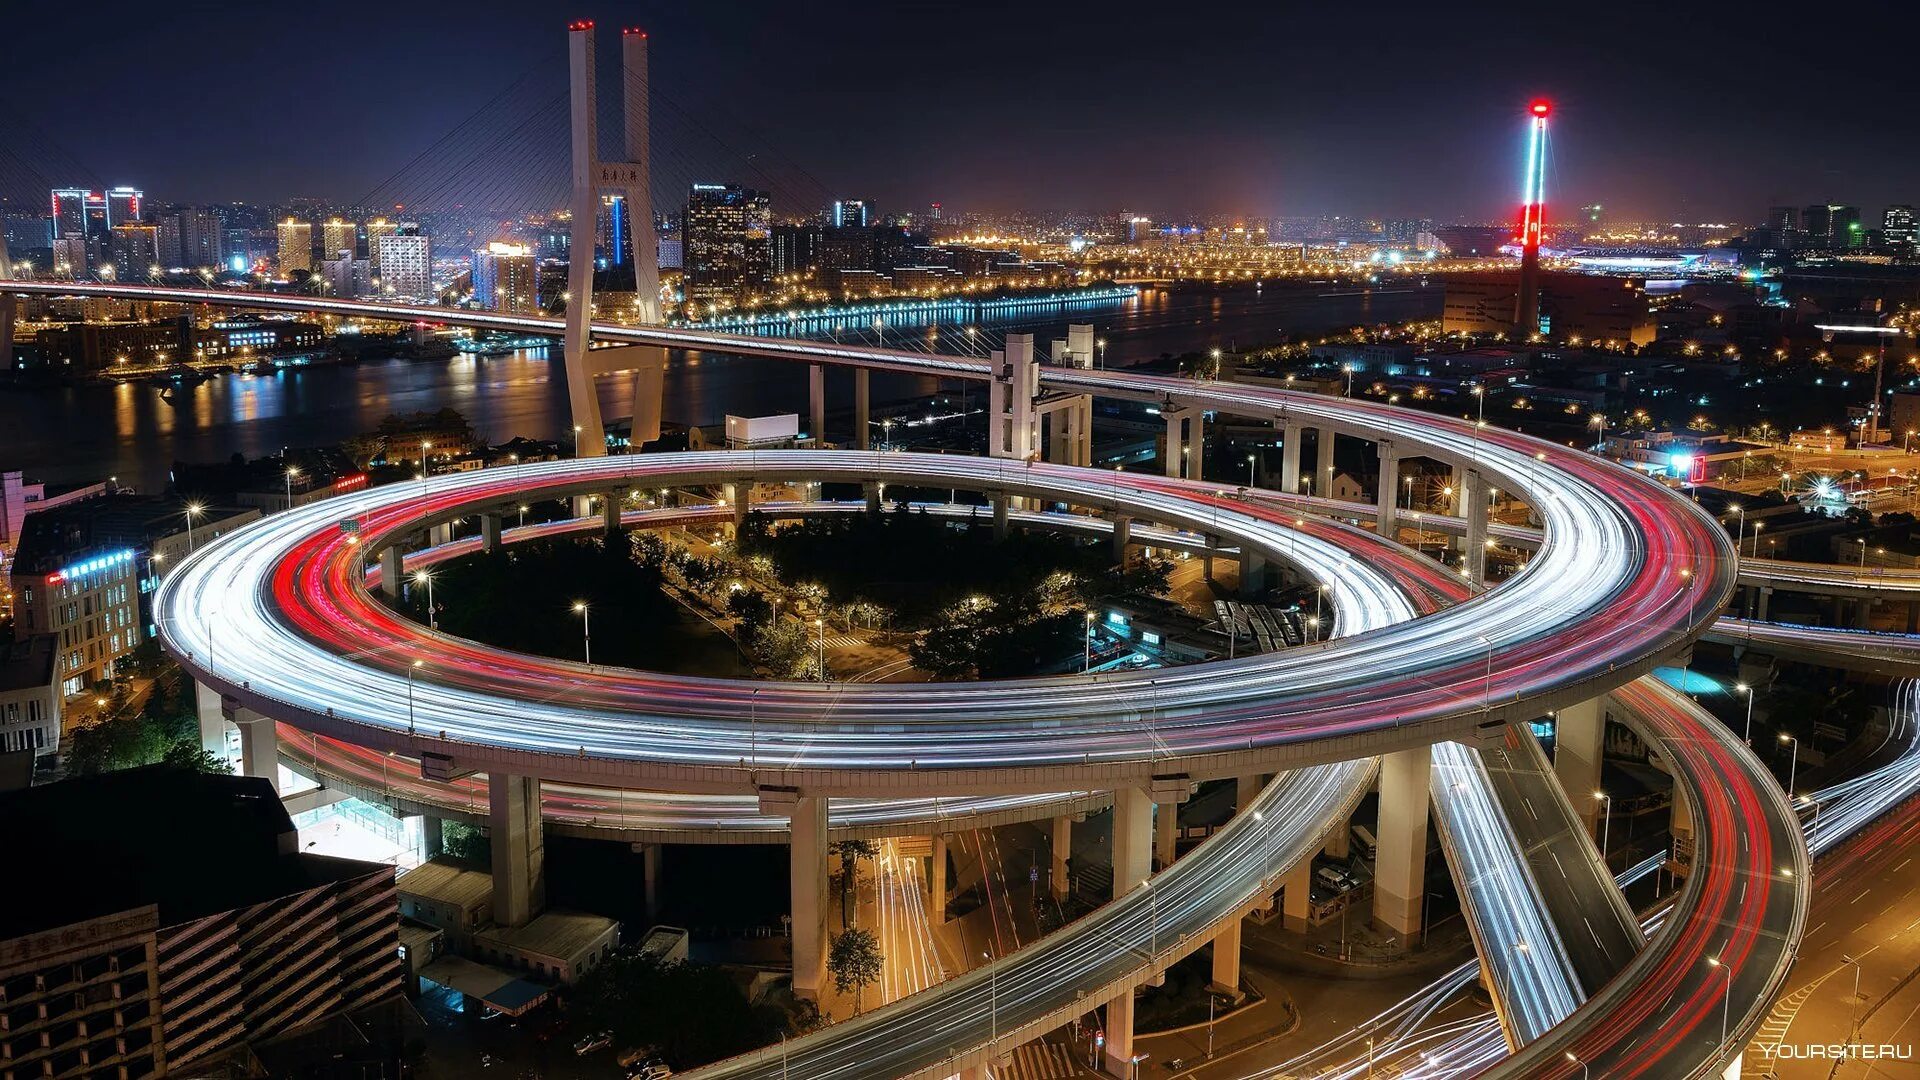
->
[820,632,864,649]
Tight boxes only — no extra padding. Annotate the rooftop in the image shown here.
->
[0,634,57,694]
[397,856,495,912]
[476,910,620,962]
[0,766,392,941]
[9,492,251,574]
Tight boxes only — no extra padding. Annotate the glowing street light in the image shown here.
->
[573,601,592,665]
[184,502,205,552]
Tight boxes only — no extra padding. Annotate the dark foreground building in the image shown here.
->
[0,767,400,1078]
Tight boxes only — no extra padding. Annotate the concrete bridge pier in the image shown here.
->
[194,681,228,758]
[1111,514,1132,564]
[0,292,15,373]
[233,710,277,786]
[1233,775,1266,813]
[1373,745,1432,941]
[1104,785,1153,1076]
[1463,469,1489,586]
[930,833,949,925]
[1375,441,1400,542]
[1163,406,1204,480]
[1280,421,1303,494]
[480,513,503,553]
[1239,548,1266,599]
[1050,815,1071,902]
[809,364,826,446]
[420,815,444,859]
[490,773,546,928]
[1209,917,1243,997]
[604,492,622,534]
[1282,858,1312,931]
[379,545,403,597]
[429,521,453,548]
[854,368,870,449]
[992,494,1009,540]
[1554,698,1606,835]
[1314,427,1337,498]
[760,789,828,1000]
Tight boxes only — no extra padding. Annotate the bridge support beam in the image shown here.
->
[1209,917,1243,997]
[1463,469,1489,586]
[489,773,546,928]
[1373,745,1432,940]
[1111,515,1132,564]
[1154,801,1178,871]
[760,789,827,998]
[1050,815,1071,902]
[1163,406,1203,479]
[1234,775,1265,813]
[194,681,227,758]
[380,545,402,597]
[809,364,826,446]
[480,513,502,553]
[1554,698,1606,836]
[429,522,452,548]
[1280,421,1303,494]
[1323,815,1350,860]
[992,494,1009,540]
[988,335,1038,462]
[420,815,444,860]
[628,348,666,447]
[562,24,607,457]
[854,368,870,449]
[1203,535,1217,583]
[1283,857,1311,931]
[1375,440,1399,542]
[1314,427,1337,498]
[235,711,277,786]
[1239,548,1266,599]
[930,833,949,925]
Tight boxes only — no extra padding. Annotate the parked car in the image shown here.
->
[574,1031,613,1056]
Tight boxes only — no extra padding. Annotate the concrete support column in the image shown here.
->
[1203,535,1218,582]
[992,495,1009,541]
[1755,586,1772,622]
[421,815,445,860]
[784,793,829,999]
[1154,801,1178,871]
[1234,775,1265,813]
[642,843,663,923]
[1373,745,1432,940]
[1670,782,1695,880]
[1163,407,1203,480]
[628,349,667,447]
[930,833,949,925]
[864,482,882,513]
[429,522,452,547]
[1554,698,1606,835]
[0,293,16,373]
[1323,816,1350,860]
[480,513,503,553]
[1113,786,1153,895]
[1104,992,1136,1078]
[1238,547,1266,600]
[1209,918,1243,996]
[603,492,620,534]
[1280,421,1303,494]
[489,773,546,928]
[194,681,227,758]
[1375,441,1399,541]
[1112,515,1132,564]
[854,368,871,449]
[1282,858,1312,931]
[1315,427,1337,499]
[732,484,750,529]
[380,545,403,598]
[1856,598,1874,630]
[1050,815,1071,902]
[235,712,277,786]
[809,364,826,446]
[1464,469,1489,586]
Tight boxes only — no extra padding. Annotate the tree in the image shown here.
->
[829,839,879,923]
[161,740,231,774]
[827,928,884,1014]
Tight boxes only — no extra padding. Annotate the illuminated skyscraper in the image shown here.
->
[1513,100,1549,336]
[109,223,160,280]
[1883,205,1915,250]
[831,199,873,228]
[375,225,432,300]
[684,183,771,307]
[277,219,313,274]
[104,187,142,227]
[364,218,399,272]
[322,218,357,261]
[49,189,90,241]
[471,241,539,313]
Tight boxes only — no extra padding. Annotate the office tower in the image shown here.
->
[319,249,370,297]
[104,186,142,226]
[471,241,538,313]
[364,218,399,272]
[683,183,771,306]
[831,199,873,229]
[50,189,90,240]
[772,223,821,274]
[277,219,313,274]
[180,207,226,269]
[51,237,85,279]
[1802,204,1861,249]
[929,202,942,223]
[1884,205,1916,249]
[375,224,432,300]
[110,223,161,280]
[322,218,357,261]
[598,194,629,266]
[155,215,183,267]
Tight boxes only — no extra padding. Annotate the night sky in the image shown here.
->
[7,0,1918,223]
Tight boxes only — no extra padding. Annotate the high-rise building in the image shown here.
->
[51,236,86,278]
[683,183,771,307]
[364,218,400,272]
[772,223,821,274]
[277,218,313,274]
[831,199,873,229]
[1884,205,1916,250]
[471,241,539,313]
[105,186,142,226]
[50,188,90,240]
[156,215,183,267]
[179,207,226,269]
[110,223,161,280]
[1802,204,1862,249]
[322,218,357,261]
[319,250,371,297]
[375,224,432,300]
[598,194,629,266]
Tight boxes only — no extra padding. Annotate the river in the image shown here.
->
[1,281,1440,490]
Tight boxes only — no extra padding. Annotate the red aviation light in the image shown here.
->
[567,19,595,31]
[1530,100,1551,117]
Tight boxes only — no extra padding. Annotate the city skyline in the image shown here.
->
[7,0,1919,222]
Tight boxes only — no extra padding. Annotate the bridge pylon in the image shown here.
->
[565,21,666,456]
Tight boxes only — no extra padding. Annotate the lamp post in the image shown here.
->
[412,570,436,630]
[573,601,592,665]
[1780,733,1799,796]
[1084,611,1095,673]
[1245,454,1256,488]
[573,424,583,457]
[407,659,423,734]
[1594,791,1612,866]
[184,502,205,552]
[815,618,825,677]
[1737,683,1755,744]
[1471,384,1485,425]
[285,466,301,512]
[1565,1051,1589,1080]
[1707,956,1733,1048]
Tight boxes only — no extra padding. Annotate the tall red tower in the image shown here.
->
[1513,100,1550,337]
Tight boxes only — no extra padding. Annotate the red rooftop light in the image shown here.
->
[567,19,594,31]
[1530,100,1552,117]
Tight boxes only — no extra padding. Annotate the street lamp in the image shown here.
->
[1565,1051,1589,1080]
[1471,384,1486,425]
[412,570,437,630]
[284,466,301,512]
[815,618,826,677]
[1706,956,1733,1048]
[1245,454,1256,488]
[573,601,592,665]
[1780,732,1799,796]
[1594,791,1612,866]
[407,659,423,733]
[573,424,583,457]
[184,502,205,552]
[1736,683,1755,744]
[1084,611,1095,673]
